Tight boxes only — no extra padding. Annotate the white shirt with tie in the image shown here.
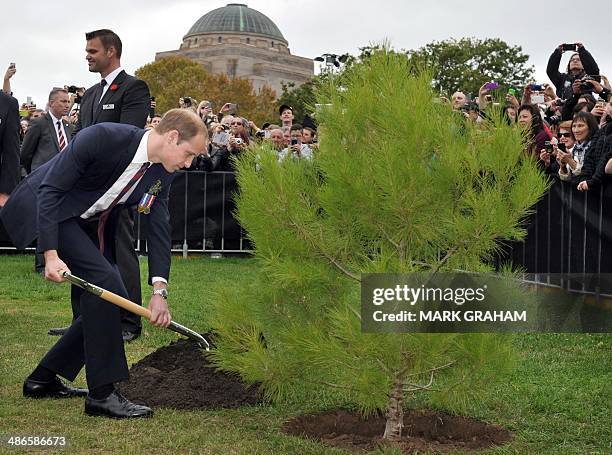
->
[99,66,123,102]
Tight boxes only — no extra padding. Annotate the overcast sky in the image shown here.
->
[2,0,611,107]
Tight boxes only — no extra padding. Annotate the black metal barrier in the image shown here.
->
[1,172,611,300]
[498,178,612,298]
[135,171,251,256]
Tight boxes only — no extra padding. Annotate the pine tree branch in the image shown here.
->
[404,370,440,392]
[404,361,456,378]
[287,217,361,282]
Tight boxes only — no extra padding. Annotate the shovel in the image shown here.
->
[62,271,210,350]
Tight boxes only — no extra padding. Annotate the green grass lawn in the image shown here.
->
[0,255,610,454]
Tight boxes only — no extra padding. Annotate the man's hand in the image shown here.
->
[4,65,16,82]
[572,79,582,95]
[577,181,589,191]
[220,102,232,113]
[539,149,551,167]
[149,294,171,327]
[0,193,9,208]
[44,250,70,282]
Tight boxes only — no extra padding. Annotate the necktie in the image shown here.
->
[97,162,150,254]
[56,121,66,151]
[98,79,107,103]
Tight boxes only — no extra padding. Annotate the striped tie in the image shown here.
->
[56,121,66,151]
[97,162,150,254]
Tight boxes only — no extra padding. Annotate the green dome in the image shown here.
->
[185,4,286,42]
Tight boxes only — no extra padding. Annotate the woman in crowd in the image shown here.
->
[554,121,577,180]
[518,103,551,155]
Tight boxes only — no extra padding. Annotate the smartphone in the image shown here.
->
[562,43,577,52]
[558,143,566,152]
[484,82,499,90]
[228,103,237,113]
[531,94,545,104]
[290,138,298,146]
[26,96,32,104]
[212,131,230,146]
[9,62,15,69]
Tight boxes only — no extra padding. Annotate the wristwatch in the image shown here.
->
[153,288,168,300]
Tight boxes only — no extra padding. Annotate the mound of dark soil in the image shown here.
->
[118,338,263,410]
[282,409,513,453]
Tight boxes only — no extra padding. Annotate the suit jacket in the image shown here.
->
[0,123,175,282]
[20,113,74,173]
[0,91,20,194]
[73,70,150,136]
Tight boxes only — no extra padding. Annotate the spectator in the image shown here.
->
[302,127,316,144]
[268,128,285,152]
[518,104,551,155]
[31,109,45,119]
[279,104,294,127]
[279,124,313,161]
[574,112,609,191]
[19,119,28,142]
[546,43,600,100]
[451,91,467,111]
[150,114,162,129]
[554,121,577,180]
[282,126,291,147]
[3,63,16,95]
[555,112,598,189]
[197,100,217,127]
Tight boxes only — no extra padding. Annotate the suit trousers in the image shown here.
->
[39,218,129,389]
[70,207,142,332]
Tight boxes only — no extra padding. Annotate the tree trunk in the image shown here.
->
[382,372,405,442]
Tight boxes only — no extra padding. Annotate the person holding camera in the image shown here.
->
[278,124,313,161]
[546,42,600,100]
[561,78,607,121]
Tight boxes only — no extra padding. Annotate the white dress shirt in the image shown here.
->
[99,66,123,102]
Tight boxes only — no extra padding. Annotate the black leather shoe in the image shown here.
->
[23,376,88,399]
[48,326,69,336]
[122,330,141,343]
[85,391,152,419]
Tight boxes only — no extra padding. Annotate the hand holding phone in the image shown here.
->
[562,43,577,52]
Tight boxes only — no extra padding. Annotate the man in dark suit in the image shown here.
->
[20,87,73,272]
[0,90,20,208]
[1,109,208,418]
[21,88,73,174]
[49,29,151,341]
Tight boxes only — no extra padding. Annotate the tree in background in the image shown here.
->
[407,37,534,97]
[135,56,277,126]
[210,48,549,442]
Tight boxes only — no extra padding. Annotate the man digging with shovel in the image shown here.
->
[0,109,208,418]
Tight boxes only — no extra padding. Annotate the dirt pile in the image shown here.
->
[119,338,263,410]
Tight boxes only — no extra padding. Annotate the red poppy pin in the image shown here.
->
[110,83,119,91]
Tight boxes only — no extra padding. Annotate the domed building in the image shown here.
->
[155,3,314,96]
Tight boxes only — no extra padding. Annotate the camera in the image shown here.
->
[544,115,561,126]
[530,84,544,91]
[562,43,577,52]
[554,99,566,106]
[66,85,79,94]
[544,141,554,154]
[234,137,243,145]
[255,130,266,138]
[182,96,192,107]
[579,76,595,91]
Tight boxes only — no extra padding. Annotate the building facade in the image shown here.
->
[155,3,314,96]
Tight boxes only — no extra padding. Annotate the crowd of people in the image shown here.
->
[447,42,611,193]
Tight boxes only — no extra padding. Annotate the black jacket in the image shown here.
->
[73,70,150,137]
[546,47,599,100]
[580,124,612,188]
[0,91,20,195]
